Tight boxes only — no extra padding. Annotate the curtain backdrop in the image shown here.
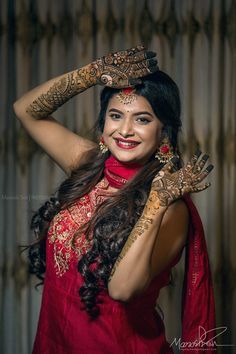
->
[1,0,236,353]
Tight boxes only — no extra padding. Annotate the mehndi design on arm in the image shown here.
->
[108,190,161,281]
[26,66,98,118]
[26,46,158,118]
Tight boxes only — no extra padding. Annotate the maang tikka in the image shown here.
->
[155,136,177,163]
[116,88,137,105]
[99,136,108,154]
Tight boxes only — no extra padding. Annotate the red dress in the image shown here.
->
[32,177,215,354]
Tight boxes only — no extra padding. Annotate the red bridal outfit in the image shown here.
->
[32,156,216,354]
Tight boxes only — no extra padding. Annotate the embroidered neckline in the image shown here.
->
[47,177,116,277]
[94,176,118,198]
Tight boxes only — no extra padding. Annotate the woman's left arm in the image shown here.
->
[108,151,213,301]
[108,190,188,301]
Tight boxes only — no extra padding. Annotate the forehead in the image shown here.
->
[107,94,156,115]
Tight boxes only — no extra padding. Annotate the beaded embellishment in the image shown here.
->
[116,88,137,104]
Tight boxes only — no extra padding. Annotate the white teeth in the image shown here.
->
[117,140,138,146]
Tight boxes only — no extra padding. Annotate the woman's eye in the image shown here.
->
[110,114,121,120]
[136,117,150,124]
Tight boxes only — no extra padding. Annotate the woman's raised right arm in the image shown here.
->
[13,46,158,175]
[13,64,99,176]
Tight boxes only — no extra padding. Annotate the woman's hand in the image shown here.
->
[92,45,158,88]
[151,150,214,207]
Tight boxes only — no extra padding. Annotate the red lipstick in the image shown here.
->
[114,138,140,150]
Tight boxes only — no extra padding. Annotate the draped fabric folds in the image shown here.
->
[181,196,216,353]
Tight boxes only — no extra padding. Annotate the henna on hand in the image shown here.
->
[26,46,158,118]
[93,45,158,88]
[108,189,162,281]
[151,150,214,207]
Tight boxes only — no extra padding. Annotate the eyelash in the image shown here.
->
[109,114,121,120]
[136,117,150,124]
[109,114,151,124]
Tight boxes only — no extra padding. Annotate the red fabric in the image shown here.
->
[32,156,216,353]
[181,195,216,353]
[33,178,175,354]
[104,155,142,188]
[104,155,216,351]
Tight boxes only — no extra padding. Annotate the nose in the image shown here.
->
[118,118,134,137]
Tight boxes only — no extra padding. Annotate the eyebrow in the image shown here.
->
[108,108,154,117]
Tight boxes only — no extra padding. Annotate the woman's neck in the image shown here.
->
[104,155,143,189]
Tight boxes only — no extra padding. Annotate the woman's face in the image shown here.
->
[102,93,163,164]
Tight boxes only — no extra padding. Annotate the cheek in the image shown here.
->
[139,126,161,145]
[156,128,162,142]
[152,123,162,142]
[103,118,116,134]
[102,120,111,137]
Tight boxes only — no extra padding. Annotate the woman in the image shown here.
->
[13,46,216,353]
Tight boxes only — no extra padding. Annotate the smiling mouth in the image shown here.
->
[114,138,140,149]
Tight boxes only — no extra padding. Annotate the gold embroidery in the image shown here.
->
[105,169,127,185]
[48,178,113,277]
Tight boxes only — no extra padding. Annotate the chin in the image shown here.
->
[109,144,154,164]
[111,151,145,164]
[111,151,133,161]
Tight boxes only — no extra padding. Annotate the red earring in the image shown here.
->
[155,137,177,163]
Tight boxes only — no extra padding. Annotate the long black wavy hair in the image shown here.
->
[29,70,182,319]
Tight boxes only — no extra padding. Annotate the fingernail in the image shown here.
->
[148,59,157,66]
[195,148,202,157]
[146,51,157,59]
[149,66,159,73]
[206,165,214,172]
[202,154,209,160]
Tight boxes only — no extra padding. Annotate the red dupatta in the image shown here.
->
[104,155,216,352]
[104,154,142,188]
[181,195,216,353]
